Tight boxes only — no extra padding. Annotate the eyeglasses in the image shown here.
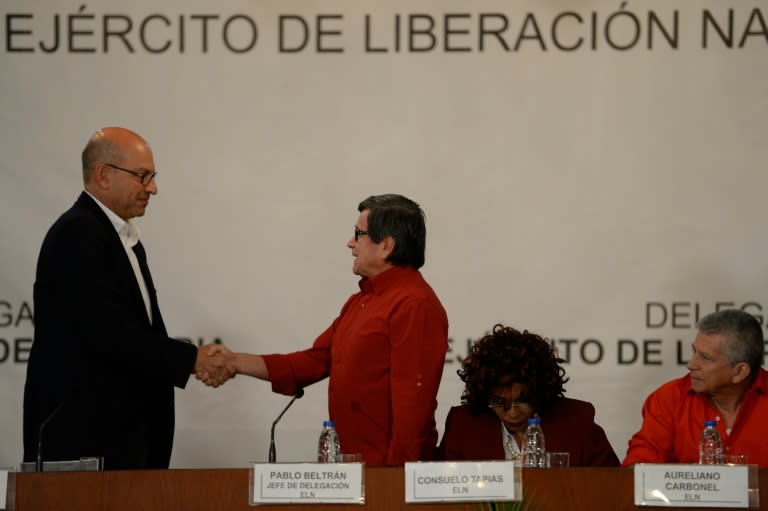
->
[354,226,369,242]
[488,396,532,412]
[105,163,158,185]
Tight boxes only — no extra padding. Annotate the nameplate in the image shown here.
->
[249,463,364,505]
[634,463,753,508]
[1,469,8,511]
[404,461,520,503]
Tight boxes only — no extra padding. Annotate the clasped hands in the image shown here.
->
[194,343,237,388]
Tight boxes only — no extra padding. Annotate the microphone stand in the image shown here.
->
[36,399,67,472]
[269,388,304,463]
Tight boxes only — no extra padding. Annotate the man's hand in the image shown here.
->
[194,343,236,387]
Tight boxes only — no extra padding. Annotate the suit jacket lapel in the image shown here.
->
[77,192,165,333]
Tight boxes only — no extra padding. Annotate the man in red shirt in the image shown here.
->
[623,309,768,467]
[202,194,448,466]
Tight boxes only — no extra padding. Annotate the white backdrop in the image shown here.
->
[1,0,767,468]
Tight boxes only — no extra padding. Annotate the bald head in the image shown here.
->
[81,127,158,220]
[81,127,152,184]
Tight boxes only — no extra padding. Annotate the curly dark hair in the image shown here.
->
[459,324,568,414]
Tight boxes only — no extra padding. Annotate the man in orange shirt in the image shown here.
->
[623,309,768,467]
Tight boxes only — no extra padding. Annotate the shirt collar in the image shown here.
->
[85,190,141,248]
[685,368,768,396]
[500,420,522,460]
[752,368,768,394]
[358,266,415,295]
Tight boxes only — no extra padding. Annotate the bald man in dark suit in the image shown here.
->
[23,127,234,469]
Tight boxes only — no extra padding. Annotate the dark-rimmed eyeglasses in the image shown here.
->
[105,163,158,185]
[488,396,532,412]
[354,226,369,242]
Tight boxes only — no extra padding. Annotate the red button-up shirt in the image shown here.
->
[263,266,448,466]
[623,369,768,467]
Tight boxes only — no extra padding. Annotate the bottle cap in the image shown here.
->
[704,420,716,427]
[323,420,336,427]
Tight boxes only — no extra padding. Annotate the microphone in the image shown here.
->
[268,388,304,463]
[36,399,67,472]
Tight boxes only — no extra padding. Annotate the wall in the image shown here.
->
[1,0,766,467]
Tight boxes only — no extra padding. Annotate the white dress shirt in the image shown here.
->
[86,191,153,324]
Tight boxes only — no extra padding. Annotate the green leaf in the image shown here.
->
[470,489,542,511]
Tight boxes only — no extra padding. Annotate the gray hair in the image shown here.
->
[697,309,764,378]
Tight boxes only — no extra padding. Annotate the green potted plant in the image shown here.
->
[472,491,542,511]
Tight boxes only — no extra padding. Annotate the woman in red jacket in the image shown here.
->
[437,324,619,467]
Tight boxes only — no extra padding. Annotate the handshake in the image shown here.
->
[194,343,238,388]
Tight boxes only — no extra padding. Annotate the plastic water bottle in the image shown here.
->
[522,417,546,468]
[317,420,340,463]
[698,420,723,465]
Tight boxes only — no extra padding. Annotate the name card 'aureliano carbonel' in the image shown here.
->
[633,463,758,508]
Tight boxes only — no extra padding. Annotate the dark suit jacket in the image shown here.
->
[23,192,197,469]
[437,398,620,467]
